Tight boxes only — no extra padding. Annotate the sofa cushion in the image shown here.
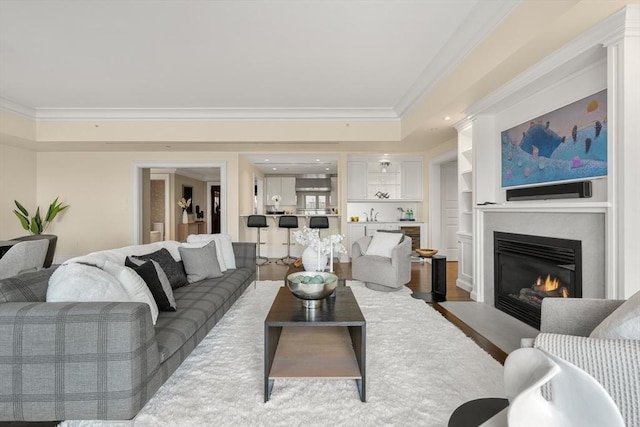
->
[178,241,223,283]
[590,290,640,340]
[47,262,131,302]
[186,233,236,269]
[132,248,189,289]
[126,257,177,311]
[153,267,253,363]
[0,267,57,302]
[103,260,159,324]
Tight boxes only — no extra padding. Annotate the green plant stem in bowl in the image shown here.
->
[13,197,69,235]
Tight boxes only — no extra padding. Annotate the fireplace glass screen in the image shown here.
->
[494,232,582,329]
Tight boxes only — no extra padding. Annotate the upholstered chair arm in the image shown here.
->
[351,236,372,261]
[540,297,625,336]
[389,237,412,267]
[0,301,160,420]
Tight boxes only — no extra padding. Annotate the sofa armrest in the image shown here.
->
[534,333,640,426]
[540,298,625,336]
[232,242,257,269]
[0,301,161,421]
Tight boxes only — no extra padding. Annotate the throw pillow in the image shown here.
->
[178,241,223,283]
[103,261,159,324]
[47,263,130,302]
[126,257,177,311]
[186,233,236,269]
[132,248,188,289]
[590,290,640,339]
[181,241,227,272]
[366,232,403,258]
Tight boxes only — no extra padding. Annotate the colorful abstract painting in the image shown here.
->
[501,89,607,188]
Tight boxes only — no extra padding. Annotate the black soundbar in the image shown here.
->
[506,181,592,201]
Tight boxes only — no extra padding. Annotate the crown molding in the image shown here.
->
[0,98,36,119]
[0,103,400,122]
[466,5,631,117]
[393,0,521,117]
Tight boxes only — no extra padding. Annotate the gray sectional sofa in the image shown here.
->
[0,241,256,422]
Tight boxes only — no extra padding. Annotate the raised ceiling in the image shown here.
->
[0,0,634,155]
[0,0,515,121]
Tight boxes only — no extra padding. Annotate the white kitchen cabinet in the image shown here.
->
[348,223,366,256]
[265,176,296,206]
[400,160,423,200]
[329,176,338,207]
[347,161,367,201]
[365,223,399,236]
[348,158,423,201]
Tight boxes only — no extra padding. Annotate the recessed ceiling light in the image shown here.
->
[443,116,451,121]
[264,159,269,162]
[272,167,277,170]
[325,167,330,171]
[383,153,389,156]
[316,159,320,162]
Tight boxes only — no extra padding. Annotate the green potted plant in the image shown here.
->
[12,197,69,267]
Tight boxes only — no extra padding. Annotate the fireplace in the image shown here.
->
[494,232,582,329]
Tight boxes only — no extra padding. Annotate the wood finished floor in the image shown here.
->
[259,259,507,364]
[0,260,504,427]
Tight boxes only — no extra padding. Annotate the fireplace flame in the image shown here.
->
[533,275,561,293]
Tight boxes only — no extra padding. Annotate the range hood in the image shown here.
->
[295,174,331,192]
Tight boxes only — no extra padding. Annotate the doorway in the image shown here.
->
[133,161,227,244]
[440,161,458,261]
[210,185,221,233]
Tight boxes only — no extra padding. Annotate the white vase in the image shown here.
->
[302,246,328,272]
[182,209,189,224]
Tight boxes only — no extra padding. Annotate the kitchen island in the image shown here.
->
[240,214,342,260]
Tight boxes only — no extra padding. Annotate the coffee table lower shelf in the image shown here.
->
[265,326,365,402]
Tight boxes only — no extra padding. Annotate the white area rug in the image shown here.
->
[69,281,505,426]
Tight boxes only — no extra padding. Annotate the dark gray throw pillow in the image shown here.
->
[132,248,188,289]
[178,241,223,283]
[125,257,177,311]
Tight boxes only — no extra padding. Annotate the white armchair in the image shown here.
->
[523,296,640,427]
[0,239,49,280]
[351,232,411,291]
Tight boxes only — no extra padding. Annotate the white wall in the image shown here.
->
[0,144,37,239]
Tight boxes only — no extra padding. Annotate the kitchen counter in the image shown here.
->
[348,220,424,224]
[240,214,342,259]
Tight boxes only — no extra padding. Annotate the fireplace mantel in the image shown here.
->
[476,202,610,214]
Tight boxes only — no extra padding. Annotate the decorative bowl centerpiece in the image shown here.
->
[286,271,338,309]
[416,248,438,258]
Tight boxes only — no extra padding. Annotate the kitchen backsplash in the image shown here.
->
[346,202,419,222]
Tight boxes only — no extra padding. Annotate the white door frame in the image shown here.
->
[150,173,171,240]
[429,150,457,252]
[133,161,227,244]
[440,161,459,261]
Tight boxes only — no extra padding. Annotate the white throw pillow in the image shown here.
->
[186,233,236,269]
[103,260,159,324]
[590,290,640,339]
[366,232,403,258]
[47,263,130,303]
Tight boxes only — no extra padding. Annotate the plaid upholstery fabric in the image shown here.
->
[154,267,254,362]
[0,301,160,421]
[0,242,256,421]
[0,267,58,303]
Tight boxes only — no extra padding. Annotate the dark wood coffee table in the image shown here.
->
[264,283,366,402]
